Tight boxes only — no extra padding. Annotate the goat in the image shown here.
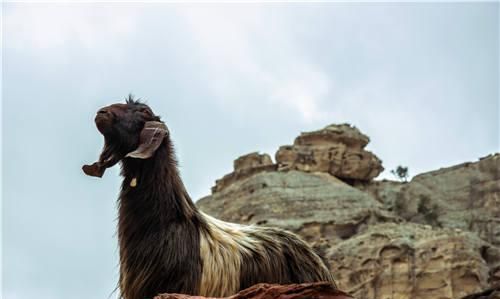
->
[83,96,336,299]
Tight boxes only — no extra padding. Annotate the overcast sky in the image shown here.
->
[2,3,498,299]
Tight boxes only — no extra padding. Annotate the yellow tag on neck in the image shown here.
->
[130,177,137,187]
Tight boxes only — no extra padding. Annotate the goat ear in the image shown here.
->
[125,121,168,159]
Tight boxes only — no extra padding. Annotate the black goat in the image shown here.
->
[83,96,336,299]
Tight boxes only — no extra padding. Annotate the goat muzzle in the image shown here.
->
[95,109,114,135]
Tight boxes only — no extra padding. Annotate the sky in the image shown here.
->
[2,3,499,299]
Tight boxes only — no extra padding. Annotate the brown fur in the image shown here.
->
[84,97,336,299]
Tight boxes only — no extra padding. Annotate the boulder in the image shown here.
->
[154,283,353,299]
[275,124,383,181]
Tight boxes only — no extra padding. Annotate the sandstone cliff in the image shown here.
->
[197,124,500,299]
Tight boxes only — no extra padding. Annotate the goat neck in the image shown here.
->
[117,136,204,299]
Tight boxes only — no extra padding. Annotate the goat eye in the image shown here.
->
[139,108,151,115]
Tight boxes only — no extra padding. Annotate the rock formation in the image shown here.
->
[200,171,399,245]
[212,124,383,193]
[154,283,353,299]
[460,285,500,299]
[212,152,276,193]
[275,124,383,181]
[327,223,492,299]
[198,123,500,299]
[358,154,500,246]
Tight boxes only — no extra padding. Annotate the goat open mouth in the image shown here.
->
[81,109,121,178]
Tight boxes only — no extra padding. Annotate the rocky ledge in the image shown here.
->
[154,283,352,299]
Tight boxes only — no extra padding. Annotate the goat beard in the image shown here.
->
[82,140,122,178]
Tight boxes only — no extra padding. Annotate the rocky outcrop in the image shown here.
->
[212,124,384,193]
[212,152,277,193]
[327,223,492,299]
[198,123,499,299]
[199,171,398,245]
[154,283,353,299]
[198,168,498,299]
[276,124,383,181]
[460,285,500,299]
[358,154,500,246]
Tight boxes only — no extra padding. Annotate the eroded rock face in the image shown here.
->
[198,154,500,299]
[460,285,500,299]
[212,124,384,193]
[199,171,399,245]
[327,223,490,299]
[199,122,499,299]
[359,154,500,246]
[275,124,383,181]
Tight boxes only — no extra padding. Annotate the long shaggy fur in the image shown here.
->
[100,100,336,299]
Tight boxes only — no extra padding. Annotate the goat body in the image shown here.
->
[83,99,335,299]
[118,138,335,299]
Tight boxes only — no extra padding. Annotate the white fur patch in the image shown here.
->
[198,213,259,297]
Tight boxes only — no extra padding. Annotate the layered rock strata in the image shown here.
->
[212,152,276,193]
[276,124,383,181]
[199,124,499,299]
[212,124,384,193]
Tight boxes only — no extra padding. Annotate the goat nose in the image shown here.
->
[97,108,109,114]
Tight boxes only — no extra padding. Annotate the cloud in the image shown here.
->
[4,4,139,59]
[2,4,497,299]
[4,4,334,124]
[177,6,333,124]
